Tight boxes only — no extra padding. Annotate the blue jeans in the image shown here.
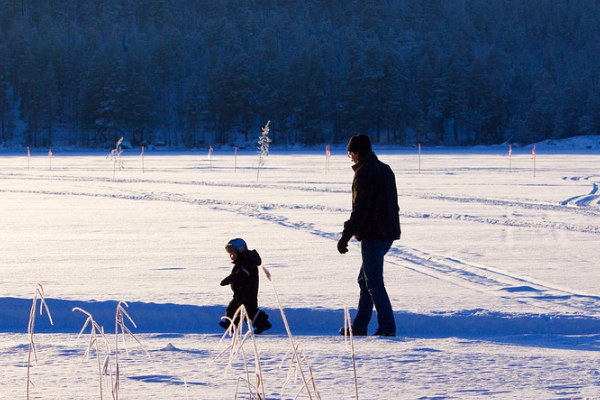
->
[353,239,396,334]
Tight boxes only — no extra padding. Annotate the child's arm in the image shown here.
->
[220,275,233,286]
[220,267,252,286]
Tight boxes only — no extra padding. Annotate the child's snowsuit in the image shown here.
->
[220,249,271,333]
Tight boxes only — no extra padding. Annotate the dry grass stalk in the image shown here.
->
[256,120,271,181]
[107,137,124,180]
[184,377,190,400]
[114,301,150,400]
[214,305,266,399]
[261,265,321,400]
[72,307,113,400]
[72,302,148,400]
[27,283,54,400]
[344,306,359,400]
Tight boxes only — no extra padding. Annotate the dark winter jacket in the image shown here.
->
[342,152,401,242]
[222,249,262,310]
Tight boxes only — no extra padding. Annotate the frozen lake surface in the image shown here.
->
[1,142,600,399]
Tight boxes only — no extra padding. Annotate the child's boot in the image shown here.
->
[219,320,230,330]
[253,310,272,334]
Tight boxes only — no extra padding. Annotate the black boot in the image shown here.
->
[219,320,230,330]
[253,310,272,334]
[254,319,272,334]
[339,326,367,336]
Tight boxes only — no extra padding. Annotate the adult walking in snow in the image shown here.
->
[337,134,401,337]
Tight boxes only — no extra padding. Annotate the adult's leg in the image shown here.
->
[359,239,396,334]
[352,261,374,332]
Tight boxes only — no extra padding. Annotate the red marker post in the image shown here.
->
[531,145,536,177]
[48,149,52,171]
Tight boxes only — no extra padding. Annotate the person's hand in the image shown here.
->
[220,276,232,286]
[337,238,349,254]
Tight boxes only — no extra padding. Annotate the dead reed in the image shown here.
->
[26,283,54,400]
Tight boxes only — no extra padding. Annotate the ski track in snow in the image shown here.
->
[386,247,600,316]
[3,185,600,237]
[560,175,600,207]
[0,172,349,193]
[217,202,600,317]
[2,172,600,228]
[3,173,600,318]
[3,171,600,210]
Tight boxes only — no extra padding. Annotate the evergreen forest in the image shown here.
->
[1,0,600,149]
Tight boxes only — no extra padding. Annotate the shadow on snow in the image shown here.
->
[3,297,600,343]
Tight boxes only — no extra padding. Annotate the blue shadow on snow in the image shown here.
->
[2,297,600,337]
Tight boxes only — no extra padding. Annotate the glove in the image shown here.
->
[220,276,232,286]
[337,238,349,254]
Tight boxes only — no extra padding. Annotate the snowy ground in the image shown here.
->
[1,139,600,399]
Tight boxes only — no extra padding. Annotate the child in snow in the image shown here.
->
[219,238,272,334]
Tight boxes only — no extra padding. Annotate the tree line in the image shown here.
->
[1,0,600,149]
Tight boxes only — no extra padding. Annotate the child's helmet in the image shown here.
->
[226,238,247,253]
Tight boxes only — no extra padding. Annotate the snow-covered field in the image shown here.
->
[1,139,600,399]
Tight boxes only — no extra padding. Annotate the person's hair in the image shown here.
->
[347,134,372,156]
